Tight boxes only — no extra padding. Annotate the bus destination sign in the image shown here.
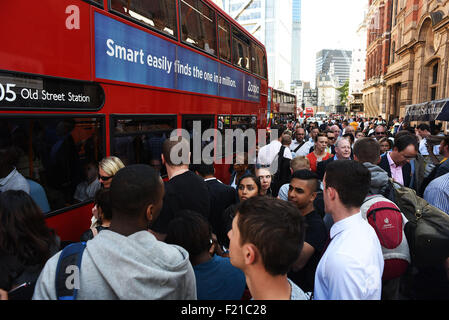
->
[0,70,105,111]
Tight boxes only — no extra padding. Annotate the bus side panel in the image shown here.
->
[0,0,92,80]
[45,205,93,242]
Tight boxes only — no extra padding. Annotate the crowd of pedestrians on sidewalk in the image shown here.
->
[1,114,449,301]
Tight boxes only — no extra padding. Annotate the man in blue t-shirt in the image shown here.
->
[165,210,246,300]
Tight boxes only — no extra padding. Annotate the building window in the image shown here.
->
[391,42,396,64]
[429,62,439,101]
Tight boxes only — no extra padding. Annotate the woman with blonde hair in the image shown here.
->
[91,156,124,229]
[98,156,125,189]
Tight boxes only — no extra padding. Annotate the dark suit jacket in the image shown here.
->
[379,153,414,189]
[205,178,238,246]
[316,156,335,180]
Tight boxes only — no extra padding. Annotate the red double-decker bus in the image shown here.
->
[0,0,268,241]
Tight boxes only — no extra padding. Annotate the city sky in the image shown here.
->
[300,0,368,86]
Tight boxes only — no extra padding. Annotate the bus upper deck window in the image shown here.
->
[110,0,177,38]
[181,0,217,56]
[232,29,250,71]
[218,16,231,62]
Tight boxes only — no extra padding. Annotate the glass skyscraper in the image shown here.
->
[221,0,293,90]
[291,0,301,83]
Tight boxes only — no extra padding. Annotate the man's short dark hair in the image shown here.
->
[394,130,413,140]
[353,138,380,164]
[291,169,319,192]
[393,134,418,152]
[165,210,211,259]
[236,196,305,276]
[417,123,430,132]
[110,164,162,218]
[192,163,215,177]
[324,160,371,209]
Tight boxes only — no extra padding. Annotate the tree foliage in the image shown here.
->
[337,80,349,106]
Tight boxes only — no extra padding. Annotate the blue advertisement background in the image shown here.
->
[94,12,260,102]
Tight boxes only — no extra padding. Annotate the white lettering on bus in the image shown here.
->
[106,39,144,65]
[248,82,259,94]
[68,92,90,103]
[65,5,80,30]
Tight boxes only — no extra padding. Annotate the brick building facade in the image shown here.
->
[363,0,393,118]
[364,0,449,127]
[384,0,449,122]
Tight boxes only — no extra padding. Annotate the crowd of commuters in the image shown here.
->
[0,114,448,301]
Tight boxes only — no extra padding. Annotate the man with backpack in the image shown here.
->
[353,137,411,300]
[314,160,384,300]
[33,165,197,300]
[290,127,313,157]
[270,134,293,197]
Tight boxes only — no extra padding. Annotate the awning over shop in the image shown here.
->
[404,98,449,122]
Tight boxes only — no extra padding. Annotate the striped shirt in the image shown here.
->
[424,172,449,214]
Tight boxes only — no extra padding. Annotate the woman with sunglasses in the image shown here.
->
[92,156,124,229]
[98,156,125,189]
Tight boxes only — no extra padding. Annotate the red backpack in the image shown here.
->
[361,195,411,281]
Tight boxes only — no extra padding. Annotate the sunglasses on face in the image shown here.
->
[98,174,113,181]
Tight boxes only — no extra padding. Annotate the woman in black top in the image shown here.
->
[0,190,59,299]
[80,188,112,242]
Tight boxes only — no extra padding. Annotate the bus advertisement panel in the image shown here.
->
[95,12,261,102]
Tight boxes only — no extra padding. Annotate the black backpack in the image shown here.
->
[271,146,291,197]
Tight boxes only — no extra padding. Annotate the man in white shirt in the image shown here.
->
[0,144,30,194]
[314,160,384,300]
[290,127,313,158]
[416,123,440,156]
[258,125,292,166]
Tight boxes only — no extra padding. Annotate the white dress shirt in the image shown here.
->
[0,167,30,194]
[419,138,440,156]
[314,212,384,300]
[257,140,292,166]
[290,139,313,158]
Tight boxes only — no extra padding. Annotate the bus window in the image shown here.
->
[251,43,267,78]
[0,117,105,213]
[231,115,257,131]
[181,115,215,161]
[180,0,217,56]
[232,28,251,70]
[83,0,103,6]
[110,116,176,178]
[218,16,231,62]
[110,0,178,38]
